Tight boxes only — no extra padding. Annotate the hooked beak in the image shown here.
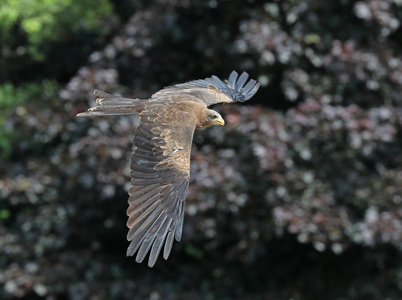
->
[213,116,225,126]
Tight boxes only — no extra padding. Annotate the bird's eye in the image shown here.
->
[209,114,218,119]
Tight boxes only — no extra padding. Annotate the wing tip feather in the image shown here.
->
[171,70,260,103]
[205,70,260,102]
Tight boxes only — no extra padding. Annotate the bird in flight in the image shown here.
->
[77,71,260,267]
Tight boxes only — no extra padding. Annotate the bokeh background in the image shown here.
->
[1,0,402,299]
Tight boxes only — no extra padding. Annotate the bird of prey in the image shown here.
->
[77,71,260,267]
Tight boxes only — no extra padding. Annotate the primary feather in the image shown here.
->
[77,71,260,267]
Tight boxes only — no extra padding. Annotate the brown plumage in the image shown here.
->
[77,71,260,267]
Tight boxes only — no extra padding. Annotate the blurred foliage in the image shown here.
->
[0,0,113,62]
[1,0,402,299]
[0,80,58,158]
[0,0,117,84]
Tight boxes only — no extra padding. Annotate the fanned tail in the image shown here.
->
[77,90,147,117]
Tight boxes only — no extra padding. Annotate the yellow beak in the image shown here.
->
[214,117,225,126]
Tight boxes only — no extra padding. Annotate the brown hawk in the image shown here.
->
[77,71,260,267]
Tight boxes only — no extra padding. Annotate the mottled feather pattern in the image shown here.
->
[76,71,260,267]
[126,103,196,266]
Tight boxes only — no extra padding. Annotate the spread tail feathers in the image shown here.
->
[77,90,147,117]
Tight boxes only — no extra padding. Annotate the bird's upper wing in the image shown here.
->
[154,70,260,107]
[126,101,197,267]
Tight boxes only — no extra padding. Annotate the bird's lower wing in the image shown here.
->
[127,103,197,267]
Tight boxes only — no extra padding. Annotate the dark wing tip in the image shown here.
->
[227,71,238,88]
[244,81,260,101]
[219,70,260,102]
[167,70,260,104]
[198,70,259,102]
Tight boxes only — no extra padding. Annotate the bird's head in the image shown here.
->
[198,109,225,128]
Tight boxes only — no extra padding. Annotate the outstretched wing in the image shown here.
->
[126,102,197,267]
[156,70,260,107]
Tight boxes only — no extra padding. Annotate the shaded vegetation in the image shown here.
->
[1,0,402,299]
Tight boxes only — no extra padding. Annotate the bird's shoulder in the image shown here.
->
[143,95,206,125]
[151,85,226,107]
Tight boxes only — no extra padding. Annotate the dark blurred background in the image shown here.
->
[1,0,402,299]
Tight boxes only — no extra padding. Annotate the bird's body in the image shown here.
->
[77,71,260,267]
